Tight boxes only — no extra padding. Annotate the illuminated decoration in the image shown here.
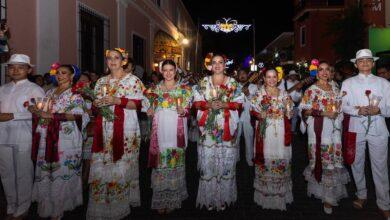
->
[309,59,319,77]
[243,55,253,68]
[258,62,265,69]
[226,59,234,67]
[250,64,258,72]
[202,18,251,34]
[275,66,284,82]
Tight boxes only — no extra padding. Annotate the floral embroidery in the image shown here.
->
[145,83,192,110]
[159,148,185,169]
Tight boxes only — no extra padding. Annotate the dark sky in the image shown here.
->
[182,0,294,65]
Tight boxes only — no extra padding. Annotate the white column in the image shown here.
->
[148,21,155,74]
[117,0,127,48]
[36,0,59,75]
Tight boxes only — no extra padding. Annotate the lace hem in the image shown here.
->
[303,166,350,205]
[33,192,82,218]
[86,200,130,220]
[32,172,82,217]
[151,187,188,210]
[151,167,186,191]
[254,189,293,211]
[196,176,237,211]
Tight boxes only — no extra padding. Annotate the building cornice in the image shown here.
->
[293,8,344,21]
[128,0,186,41]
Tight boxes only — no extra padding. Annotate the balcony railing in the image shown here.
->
[295,0,345,14]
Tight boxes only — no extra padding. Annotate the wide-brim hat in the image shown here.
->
[350,49,379,63]
[288,70,299,76]
[6,54,34,67]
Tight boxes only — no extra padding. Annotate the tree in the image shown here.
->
[327,5,367,60]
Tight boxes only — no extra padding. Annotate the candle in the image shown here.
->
[332,104,336,112]
[36,97,43,110]
[370,95,382,107]
[43,98,49,112]
[37,102,43,110]
[211,87,218,100]
[371,99,378,107]
[176,97,182,107]
[102,85,107,96]
[286,102,292,112]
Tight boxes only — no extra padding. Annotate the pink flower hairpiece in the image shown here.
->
[49,62,61,75]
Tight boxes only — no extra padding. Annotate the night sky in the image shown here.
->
[182,0,294,66]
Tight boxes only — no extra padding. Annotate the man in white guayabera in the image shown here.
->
[341,49,390,219]
[0,54,45,219]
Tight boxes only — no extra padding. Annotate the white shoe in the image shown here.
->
[323,205,333,214]
[207,205,213,211]
[221,205,226,211]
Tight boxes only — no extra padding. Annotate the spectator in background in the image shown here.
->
[134,65,145,80]
[42,72,54,92]
[125,57,135,75]
[149,71,162,87]
[377,64,390,81]
[337,61,356,82]
[88,71,99,89]
[34,75,45,87]
[329,66,340,90]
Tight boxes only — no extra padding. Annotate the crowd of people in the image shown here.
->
[0,48,390,220]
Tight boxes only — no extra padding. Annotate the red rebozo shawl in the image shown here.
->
[193,101,242,141]
[311,109,324,182]
[342,113,356,165]
[31,114,82,163]
[92,98,142,162]
[251,111,292,165]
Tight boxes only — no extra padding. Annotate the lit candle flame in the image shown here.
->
[177,97,182,107]
[211,88,218,99]
[102,85,107,96]
[37,102,43,110]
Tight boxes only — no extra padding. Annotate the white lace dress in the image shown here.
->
[193,76,244,210]
[32,88,89,217]
[86,74,146,220]
[251,88,293,210]
[299,84,350,206]
[145,83,192,210]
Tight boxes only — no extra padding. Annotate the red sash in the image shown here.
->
[92,98,141,162]
[342,113,356,165]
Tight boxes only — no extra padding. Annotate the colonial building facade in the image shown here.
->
[6,0,198,77]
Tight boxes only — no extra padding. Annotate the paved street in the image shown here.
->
[0,133,386,220]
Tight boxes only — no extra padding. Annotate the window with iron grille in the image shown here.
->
[78,4,110,74]
[133,34,145,68]
[0,0,6,20]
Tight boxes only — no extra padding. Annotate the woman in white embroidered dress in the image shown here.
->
[193,54,244,211]
[30,64,89,219]
[86,48,146,220]
[299,61,349,214]
[145,60,192,213]
[251,69,293,211]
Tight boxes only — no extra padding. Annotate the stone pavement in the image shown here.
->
[0,133,386,220]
